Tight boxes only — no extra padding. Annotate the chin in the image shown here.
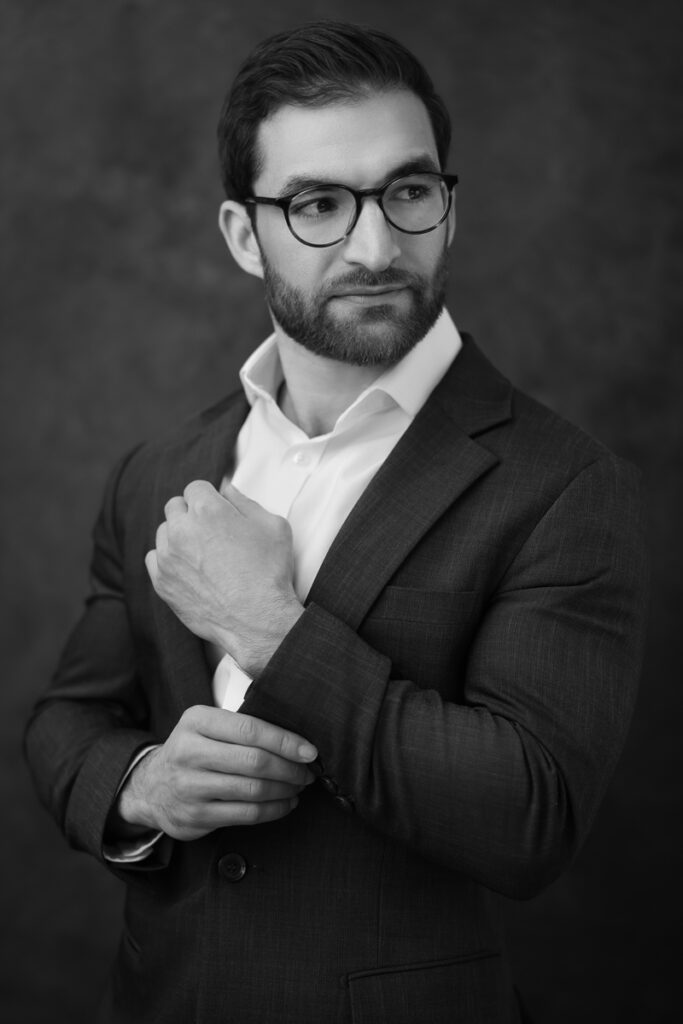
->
[331,304,403,328]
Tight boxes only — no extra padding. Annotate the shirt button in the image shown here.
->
[218,853,247,882]
[292,451,310,466]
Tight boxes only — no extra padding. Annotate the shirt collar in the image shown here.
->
[361,307,461,417]
[239,307,461,422]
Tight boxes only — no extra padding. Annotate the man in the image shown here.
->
[25,21,648,1024]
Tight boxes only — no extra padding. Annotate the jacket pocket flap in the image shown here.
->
[348,951,513,1024]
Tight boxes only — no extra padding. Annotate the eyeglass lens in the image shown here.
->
[287,174,450,245]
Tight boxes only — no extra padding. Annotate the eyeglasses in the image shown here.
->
[244,171,458,248]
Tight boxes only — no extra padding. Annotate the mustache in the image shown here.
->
[322,268,421,296]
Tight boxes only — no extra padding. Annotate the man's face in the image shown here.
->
[247,90,454,366]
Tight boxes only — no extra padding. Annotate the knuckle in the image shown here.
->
[277,730,293,757]
[184,479,214,510]
[243,746,264,773]
[165,516,182,539]
[181,802,199,825]
[246,778,263,800]
[181,705,204,731]
[183,480,201,500]
[236,715,258,745]
[179,706,195,728]
[239,803,260,825]
[165,804,188,832]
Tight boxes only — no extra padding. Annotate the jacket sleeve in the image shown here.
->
[24,448,170,870]
[240,455,649,899]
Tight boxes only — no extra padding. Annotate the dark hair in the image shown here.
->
[217,21,451,200]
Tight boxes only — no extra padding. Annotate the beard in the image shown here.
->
[260,247,449,367]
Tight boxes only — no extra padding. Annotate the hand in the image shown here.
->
[116,705,318,841]
[145,480,304,676]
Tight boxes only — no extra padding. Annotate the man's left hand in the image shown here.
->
[145,480,303,676]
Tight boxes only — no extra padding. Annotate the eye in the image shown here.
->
[392,182,433,202]
[289,190,343,220]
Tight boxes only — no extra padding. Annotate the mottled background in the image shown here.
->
[2,0,682,1021]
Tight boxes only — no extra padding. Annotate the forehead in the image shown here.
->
[253,90,439,194]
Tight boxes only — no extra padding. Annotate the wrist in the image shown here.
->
[116,748,162,832]
[237,594,304,677]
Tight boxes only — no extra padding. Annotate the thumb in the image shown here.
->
[219,480,260,516]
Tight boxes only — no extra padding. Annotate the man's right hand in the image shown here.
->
[115,705,318,841]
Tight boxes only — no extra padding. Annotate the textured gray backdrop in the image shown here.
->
[2,1,682,1021]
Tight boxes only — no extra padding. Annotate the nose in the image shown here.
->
[342,198,401,272]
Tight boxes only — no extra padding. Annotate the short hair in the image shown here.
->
[217,21,451,201]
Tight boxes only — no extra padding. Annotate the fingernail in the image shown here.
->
[298,743,317,761]
[290,796,299,809]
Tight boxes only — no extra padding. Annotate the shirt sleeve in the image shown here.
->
[213,652,253,711]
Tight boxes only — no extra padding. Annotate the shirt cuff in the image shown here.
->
[213,652,253,711]
[103,745,164,863]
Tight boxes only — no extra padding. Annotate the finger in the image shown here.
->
[164,496,188,520]
[218,481,262,517]
[187,707,318,763]
[145,549,159,585]
[183,479,221,510]
[155,520,168,555]
[192,737,315,786]
[160,796,299,840]
[202,796,300,829]
[219,483,289,536]
[181,772,305,804]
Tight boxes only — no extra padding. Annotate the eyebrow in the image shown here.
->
[274,155,442,199]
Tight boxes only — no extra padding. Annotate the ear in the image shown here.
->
[446,192,456,247]
[218,201,264,280]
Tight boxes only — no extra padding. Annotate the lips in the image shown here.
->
[329,285,408,303]
[331,285,405,296]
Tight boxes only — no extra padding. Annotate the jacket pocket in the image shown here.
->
[347,951,516,1024]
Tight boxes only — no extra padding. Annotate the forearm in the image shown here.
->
[242,459,648,899]
[241,604,573,898]
[24,695,158,860]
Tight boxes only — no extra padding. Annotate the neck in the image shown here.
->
[275,331,385,437]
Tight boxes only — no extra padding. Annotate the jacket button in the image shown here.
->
[218,853,247,882]
[319,774,339,796]
[334,795,354,813]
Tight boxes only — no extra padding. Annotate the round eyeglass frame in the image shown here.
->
[243,172,458,248]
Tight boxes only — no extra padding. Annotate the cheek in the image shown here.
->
[399,239,444,278]
[261,229,333,290]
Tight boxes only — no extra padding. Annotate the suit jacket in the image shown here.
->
[25,335,649,1024]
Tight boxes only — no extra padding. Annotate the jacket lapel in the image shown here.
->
[306,336,512,629]
[150,336,512,712]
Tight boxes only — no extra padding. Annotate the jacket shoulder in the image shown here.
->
[95,388,248,546]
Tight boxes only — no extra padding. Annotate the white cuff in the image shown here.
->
[213,652,253,711]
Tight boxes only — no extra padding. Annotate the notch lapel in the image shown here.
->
[147,336,512,713]
[306,336,512,629]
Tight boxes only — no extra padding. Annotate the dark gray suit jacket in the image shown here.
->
[25,336,649,1023]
